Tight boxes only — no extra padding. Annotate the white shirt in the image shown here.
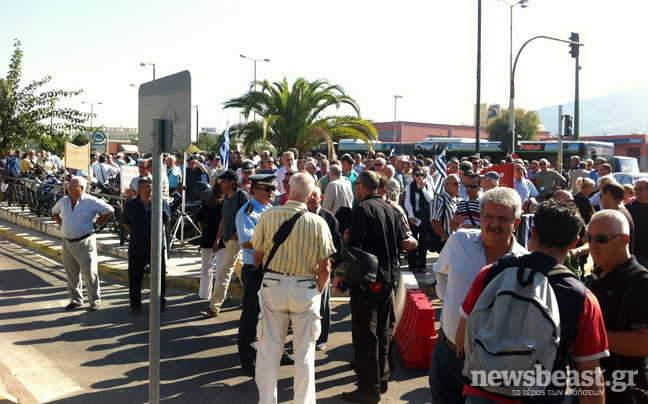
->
[92,163,118,184]
[404,180,434,219]
[433,229,528,344]
[52,193,114,239]
[321,176,353,214]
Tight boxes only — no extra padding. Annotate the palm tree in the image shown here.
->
[222,77,377,157]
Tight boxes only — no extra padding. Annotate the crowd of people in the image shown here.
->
[1,145,647,403]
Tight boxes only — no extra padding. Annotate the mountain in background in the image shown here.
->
[537,87,648,136]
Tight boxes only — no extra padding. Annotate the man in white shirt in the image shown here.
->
[321,164,353,215]
[275,151,296,194]
[51,176,114,311]
[92,155,119,185]
[430,187,528,403]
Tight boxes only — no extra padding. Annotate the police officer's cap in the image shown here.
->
[249,174,277,186]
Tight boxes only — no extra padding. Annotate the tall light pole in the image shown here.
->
[393,95,403,142]
[500,0,529,155]
[140,62,156,80]
[82,101,102,128]
[240,54,270,121]
[191,105,199,142]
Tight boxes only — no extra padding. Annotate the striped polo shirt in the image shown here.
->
[251,200,335,278]
[456,197,482,228]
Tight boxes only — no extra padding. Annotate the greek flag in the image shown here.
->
[434,148,448,194]
[220,121,230,169]
[390,144,396,156]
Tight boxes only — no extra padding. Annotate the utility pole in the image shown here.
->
[570,32,580,140]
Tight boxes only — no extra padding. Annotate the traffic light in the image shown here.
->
[569,32,579,58]
[500,132,512,154]
[564,115,573,136]
[513,132,522,151]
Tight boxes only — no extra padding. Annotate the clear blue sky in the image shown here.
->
[2,0,647,137]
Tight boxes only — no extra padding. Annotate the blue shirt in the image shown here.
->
[588,170,599,185]
[122,196,171,255]
[513,178,539,202]
[235,197,270,265]
[5,156,20,175]
[166,166,182,188]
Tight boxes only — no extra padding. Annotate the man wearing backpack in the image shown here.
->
[456,201,608,403]
[586,210,648,403]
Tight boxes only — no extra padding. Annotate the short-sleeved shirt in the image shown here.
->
[236,197,271,265]
[222,190,250,242]
[534,169,563,199]
[251,200,335,277]
[513,178,538,203]
[52,193,114,239]
[461,252,609,403]
[574,192,595,224]
[166,165,182,188]
[586,257,648,395]
[122,196,171,254]
[196,202,225,249]
[430,190,459,236]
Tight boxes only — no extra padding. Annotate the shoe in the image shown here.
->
[280,352,294,366]
[380,381,388,394]
[197,307,218,318]
[88,305,99,311]
[316,343,326,351]
[418,268,428,274]
[241,364,255,377]
[131,307,142,315]
[341,389,381,403]
[349,360,356,370]
[65,303,81,310]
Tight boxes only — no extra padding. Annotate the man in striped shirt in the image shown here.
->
[430,174,462,248]
[251,172,335,404]
[454,174,482,229]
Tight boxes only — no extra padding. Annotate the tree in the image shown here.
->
[486,107,541,142]
[193,134,219,155]
[222,77,377,157]
[0,40,89,155]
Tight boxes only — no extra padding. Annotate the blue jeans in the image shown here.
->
[429,329,466,404]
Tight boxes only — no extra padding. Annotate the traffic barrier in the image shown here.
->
[395,288,437,369]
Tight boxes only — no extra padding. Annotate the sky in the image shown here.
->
[2,0,647,140]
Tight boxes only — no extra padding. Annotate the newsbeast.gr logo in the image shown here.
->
[470,366,639,396]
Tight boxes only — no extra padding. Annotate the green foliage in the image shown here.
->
[69,132,89,147]
[223,77,377,158]
[0,40,89,155]
[486,107,541,142]
[193,134,220,154]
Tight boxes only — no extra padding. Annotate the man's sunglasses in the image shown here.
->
[414,173,424,177]
[374,163,384,166]
[586,233,623,244]
[465,183,481,188]
[257,186,276,193]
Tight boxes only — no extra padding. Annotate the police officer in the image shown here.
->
[236,174,294,375]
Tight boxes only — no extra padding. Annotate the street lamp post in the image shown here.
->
[82,101,102,128]
[500,0,529,155]
[140,62,156,80]
[191,105,199,142]
[240,54,270,121]
[393,95,403,142]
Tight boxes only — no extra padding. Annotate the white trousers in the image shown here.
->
[199,248,226,299]
[208,239,242,313]
[256,273,321,404]
[61,236,100,307]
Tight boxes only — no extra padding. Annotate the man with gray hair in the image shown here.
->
[275,151,296,194]
[52,176,114,311]
[382,164,400,202]
[252,172,335,403]
[531,158,563,200]
[586,209,648,401]
[430,187,528,403]
[321,164,353,215]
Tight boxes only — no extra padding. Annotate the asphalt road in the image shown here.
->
[0,237,434,404]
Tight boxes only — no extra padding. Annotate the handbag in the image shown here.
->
[339,243,379,285]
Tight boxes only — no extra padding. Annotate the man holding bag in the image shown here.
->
[333,170,416,403]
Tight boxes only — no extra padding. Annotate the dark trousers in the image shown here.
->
[317,278,331,345]
[350,282,393,395]
[238,265,263,367]
[409,215,430,270]
[128,253,166,308]
[429,328,466,404]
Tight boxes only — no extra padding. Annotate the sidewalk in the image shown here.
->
[0,202,439,297]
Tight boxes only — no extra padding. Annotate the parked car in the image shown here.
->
[613,172,648,186]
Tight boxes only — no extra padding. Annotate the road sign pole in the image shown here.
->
[149,118,165,404]
[558,105,563,172]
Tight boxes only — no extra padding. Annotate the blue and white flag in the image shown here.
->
[433,148,448,194]
[220,121,230,169]
[390,144,396,157]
